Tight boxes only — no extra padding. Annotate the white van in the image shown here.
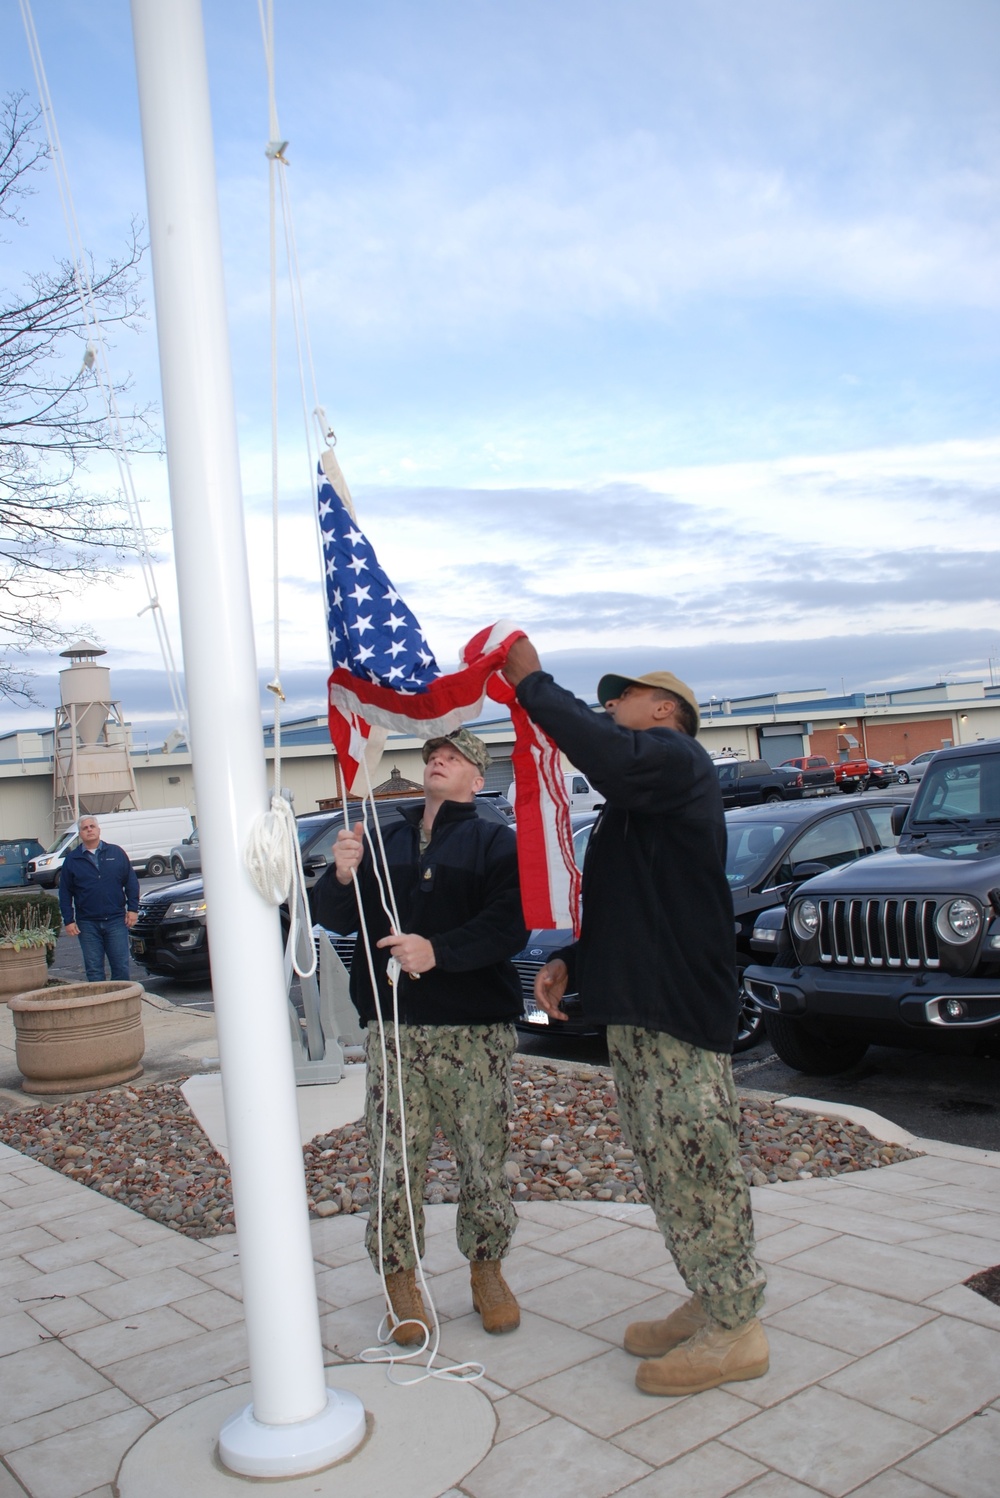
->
[27,807,195,887]
[507,771,604,816]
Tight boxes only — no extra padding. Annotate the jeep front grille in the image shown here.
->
[816,896,941,969]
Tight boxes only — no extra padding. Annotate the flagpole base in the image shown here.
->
[218,1387,367,1478]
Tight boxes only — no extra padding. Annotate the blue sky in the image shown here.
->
[2,0,999,741]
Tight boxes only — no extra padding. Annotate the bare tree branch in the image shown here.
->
[0,91,154,702]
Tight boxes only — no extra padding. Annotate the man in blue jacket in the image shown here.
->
[59,816,139,982]
[504,638,768,1400]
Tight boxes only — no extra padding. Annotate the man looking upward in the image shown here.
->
[311,728,527,1344]
[503,640,768,1398]
[59,816,139,982]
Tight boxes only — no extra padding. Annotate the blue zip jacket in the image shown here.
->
[59,842,140,924]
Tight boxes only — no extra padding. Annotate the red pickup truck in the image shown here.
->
[779,755,872,794]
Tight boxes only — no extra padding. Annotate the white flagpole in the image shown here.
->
[129,0,364,1476]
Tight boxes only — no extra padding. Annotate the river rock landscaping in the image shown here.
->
[0,1055,923,1239]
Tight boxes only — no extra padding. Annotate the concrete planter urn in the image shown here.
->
[9,981,145,1096]
[0,944,49,1000]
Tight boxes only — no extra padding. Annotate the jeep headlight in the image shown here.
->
[935,898,981,945]
[165,898,208,920]
[791,898,820,942]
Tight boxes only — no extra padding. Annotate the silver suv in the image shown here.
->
[170,828,201,880]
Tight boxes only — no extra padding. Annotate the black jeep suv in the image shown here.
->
[743,739,1000,1073]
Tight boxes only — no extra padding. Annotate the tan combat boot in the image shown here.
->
[624,1294,708,1357]
[470,1260,520,1334]
[635,1317,769,1396]
[385,1268,429,1347]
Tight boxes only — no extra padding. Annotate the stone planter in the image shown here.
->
[9,981,145,1096]
[0,944,49,1000]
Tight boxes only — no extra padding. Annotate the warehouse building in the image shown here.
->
[0,676,997,850]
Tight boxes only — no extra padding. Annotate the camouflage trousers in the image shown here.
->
[607,1025,766,1329]
[364,1021,517,1274]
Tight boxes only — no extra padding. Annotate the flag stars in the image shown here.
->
[318,466,441,694]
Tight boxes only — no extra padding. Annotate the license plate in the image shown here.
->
[526,1010,549,1026]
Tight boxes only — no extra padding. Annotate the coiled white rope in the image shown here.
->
[243,792,316,979]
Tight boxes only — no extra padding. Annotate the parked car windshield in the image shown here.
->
[725,818,791,886]
[911,754,1000,826]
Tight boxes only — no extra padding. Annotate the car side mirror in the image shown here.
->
[788,861,830,885]
[891,804,908,835]
[303,857,328,875]
[750,906,787,953]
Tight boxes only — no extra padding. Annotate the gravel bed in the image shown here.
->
[0,1056,922,1239]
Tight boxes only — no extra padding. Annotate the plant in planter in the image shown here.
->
[0,891,62,997]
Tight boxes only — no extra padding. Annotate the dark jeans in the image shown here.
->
[77,919,131,982]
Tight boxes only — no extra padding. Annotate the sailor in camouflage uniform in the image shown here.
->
[505,639,768,1398]
[311,728,527,1343]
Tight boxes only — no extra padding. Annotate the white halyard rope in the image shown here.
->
[250,3,480,1380]
[350,755,484,1385]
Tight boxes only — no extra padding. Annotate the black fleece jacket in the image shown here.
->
[516,672,738,1053]
[309,799,527,1025]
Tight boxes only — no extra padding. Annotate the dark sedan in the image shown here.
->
[864,759,897,790]
[514,794,908,1050]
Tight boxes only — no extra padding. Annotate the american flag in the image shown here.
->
[318,456,440,695]
[316,450,579,931]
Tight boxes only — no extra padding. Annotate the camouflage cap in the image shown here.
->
[421,727,491,774]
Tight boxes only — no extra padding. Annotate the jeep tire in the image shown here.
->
[764,1013,869,1075]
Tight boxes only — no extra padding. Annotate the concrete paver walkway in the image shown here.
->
[2,1124,999,1497]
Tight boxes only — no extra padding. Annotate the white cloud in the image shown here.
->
[3,2,1000,739]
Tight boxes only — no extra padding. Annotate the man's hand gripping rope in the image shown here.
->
[333,823,434,982]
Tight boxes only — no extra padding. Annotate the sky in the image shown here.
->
[2,0,999,745]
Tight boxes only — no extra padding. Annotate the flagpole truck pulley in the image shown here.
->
[129,0,364,1477]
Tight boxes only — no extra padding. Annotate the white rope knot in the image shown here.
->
[244,795,295,904]
[243,794,316,978]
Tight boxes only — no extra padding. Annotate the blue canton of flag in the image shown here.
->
[317,463,440,692]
